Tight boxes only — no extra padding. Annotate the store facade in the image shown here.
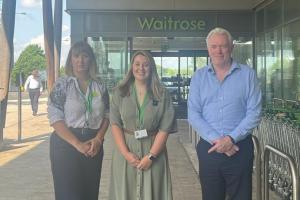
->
[67,0,300,116]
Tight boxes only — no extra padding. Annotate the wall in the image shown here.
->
[67,0,256,11]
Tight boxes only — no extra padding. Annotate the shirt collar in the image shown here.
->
[207,60,240,74]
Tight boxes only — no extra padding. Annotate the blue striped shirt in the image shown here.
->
[188,61,262,144]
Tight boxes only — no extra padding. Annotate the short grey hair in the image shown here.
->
[206,27,233,47]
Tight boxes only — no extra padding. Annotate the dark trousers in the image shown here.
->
[196,136,254,200]
[50,128,104,200]
[28,88,40,114]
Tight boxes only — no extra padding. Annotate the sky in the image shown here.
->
[14,0,70,65]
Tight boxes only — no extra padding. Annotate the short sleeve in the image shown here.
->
[47,77,67,125]
[109,88,123,128]
[159,89,177,134]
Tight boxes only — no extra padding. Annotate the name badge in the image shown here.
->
[134,129,148,139]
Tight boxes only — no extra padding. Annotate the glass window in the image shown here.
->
[283,20,300,101]
[256,35,266,104]
[284,0,300,22]
[154,57,162,78]
[265,30,282,103]
[196,57,207,69]
[87,37,129,92]
[232,40,253,66]
[265,0,282,30]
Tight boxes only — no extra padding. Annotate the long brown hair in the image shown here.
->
[64,41,98,80]
[118,50,163,100]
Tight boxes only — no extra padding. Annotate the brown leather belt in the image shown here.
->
[123,128,158,136]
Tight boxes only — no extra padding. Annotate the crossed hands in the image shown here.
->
[124,152,152,171]
[75,137,103,157]
[208,136,239,157]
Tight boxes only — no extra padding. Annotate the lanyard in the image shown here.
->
[133,85,148,129]
[79,80,93,128]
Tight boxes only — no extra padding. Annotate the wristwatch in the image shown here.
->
[147,153,156,161]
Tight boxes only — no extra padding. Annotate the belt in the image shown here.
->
[123,128,158,136]
[69,127,99,135]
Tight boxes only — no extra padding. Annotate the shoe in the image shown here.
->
[33,112,37,116]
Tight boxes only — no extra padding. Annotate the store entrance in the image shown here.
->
[87,36,209,119]
[133,36,209,118]
[151,51,208,118]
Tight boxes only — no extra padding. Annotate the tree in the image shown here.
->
[12,44,46,84]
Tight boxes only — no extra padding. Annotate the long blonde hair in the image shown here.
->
[64,41,98,80]
[118,50,163,100]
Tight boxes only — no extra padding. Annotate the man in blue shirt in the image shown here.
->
[188,27,262,200]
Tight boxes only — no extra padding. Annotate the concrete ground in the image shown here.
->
[0,99,202,200]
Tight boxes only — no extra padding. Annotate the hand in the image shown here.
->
[86,137,104,157]
[224,144,239,157]
[74,141,91,157]
[124,152,140,168]
[136,155,152,170]
[208,136,234,154]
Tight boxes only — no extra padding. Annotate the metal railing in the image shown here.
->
[263,145,299,200]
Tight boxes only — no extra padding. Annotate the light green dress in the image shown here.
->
[109,85,177,200]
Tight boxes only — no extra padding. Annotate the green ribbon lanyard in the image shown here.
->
[133,85,148,130]
[79,80,93,128]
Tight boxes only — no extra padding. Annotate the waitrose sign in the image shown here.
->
[137,17,206,31]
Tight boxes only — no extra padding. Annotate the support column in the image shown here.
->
[0,0,16,145]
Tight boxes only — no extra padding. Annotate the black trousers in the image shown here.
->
[50,128,104,200]
[28,88,40,114]
[196,135,253,200]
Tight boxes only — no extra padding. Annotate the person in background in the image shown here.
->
[47,41,110,200]
[188,27,262,200]
[109,50,177,200]
[24,69,43,116]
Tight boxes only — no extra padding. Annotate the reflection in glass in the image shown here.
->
[256,35,266,103]
[87,37,128,92]
[265,30,282,102]
[283,21,300,101]
[233,40,253,66]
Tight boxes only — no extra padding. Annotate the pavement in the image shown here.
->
[0,99,203,200]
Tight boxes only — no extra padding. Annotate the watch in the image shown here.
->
[148,153,156,161]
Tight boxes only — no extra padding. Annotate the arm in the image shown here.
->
[86,118,109,157]
[52,121,91,156]
[137,131,168,170]
[137,89,176,170]
[110,89,140,167]
[111,124,140,167]
[86,85,110,157]
[39,78,43,92]
[24,76,30,92]
[47,78,90,156]
[187,73,220,143]
[230,70,262,143]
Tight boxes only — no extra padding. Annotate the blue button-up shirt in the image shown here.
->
[188,61,262,144]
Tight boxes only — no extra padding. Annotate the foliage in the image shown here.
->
[12,44,46,84]
[59,65,65,76]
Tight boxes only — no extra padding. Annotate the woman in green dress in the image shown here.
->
[109,50,177,200]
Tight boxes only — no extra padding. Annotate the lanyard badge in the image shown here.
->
[133,85,149,139]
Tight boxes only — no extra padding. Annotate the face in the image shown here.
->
[71,51,90,75]
[207,33,233,67]
[132,54,151,82]
[32,70,39,77]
